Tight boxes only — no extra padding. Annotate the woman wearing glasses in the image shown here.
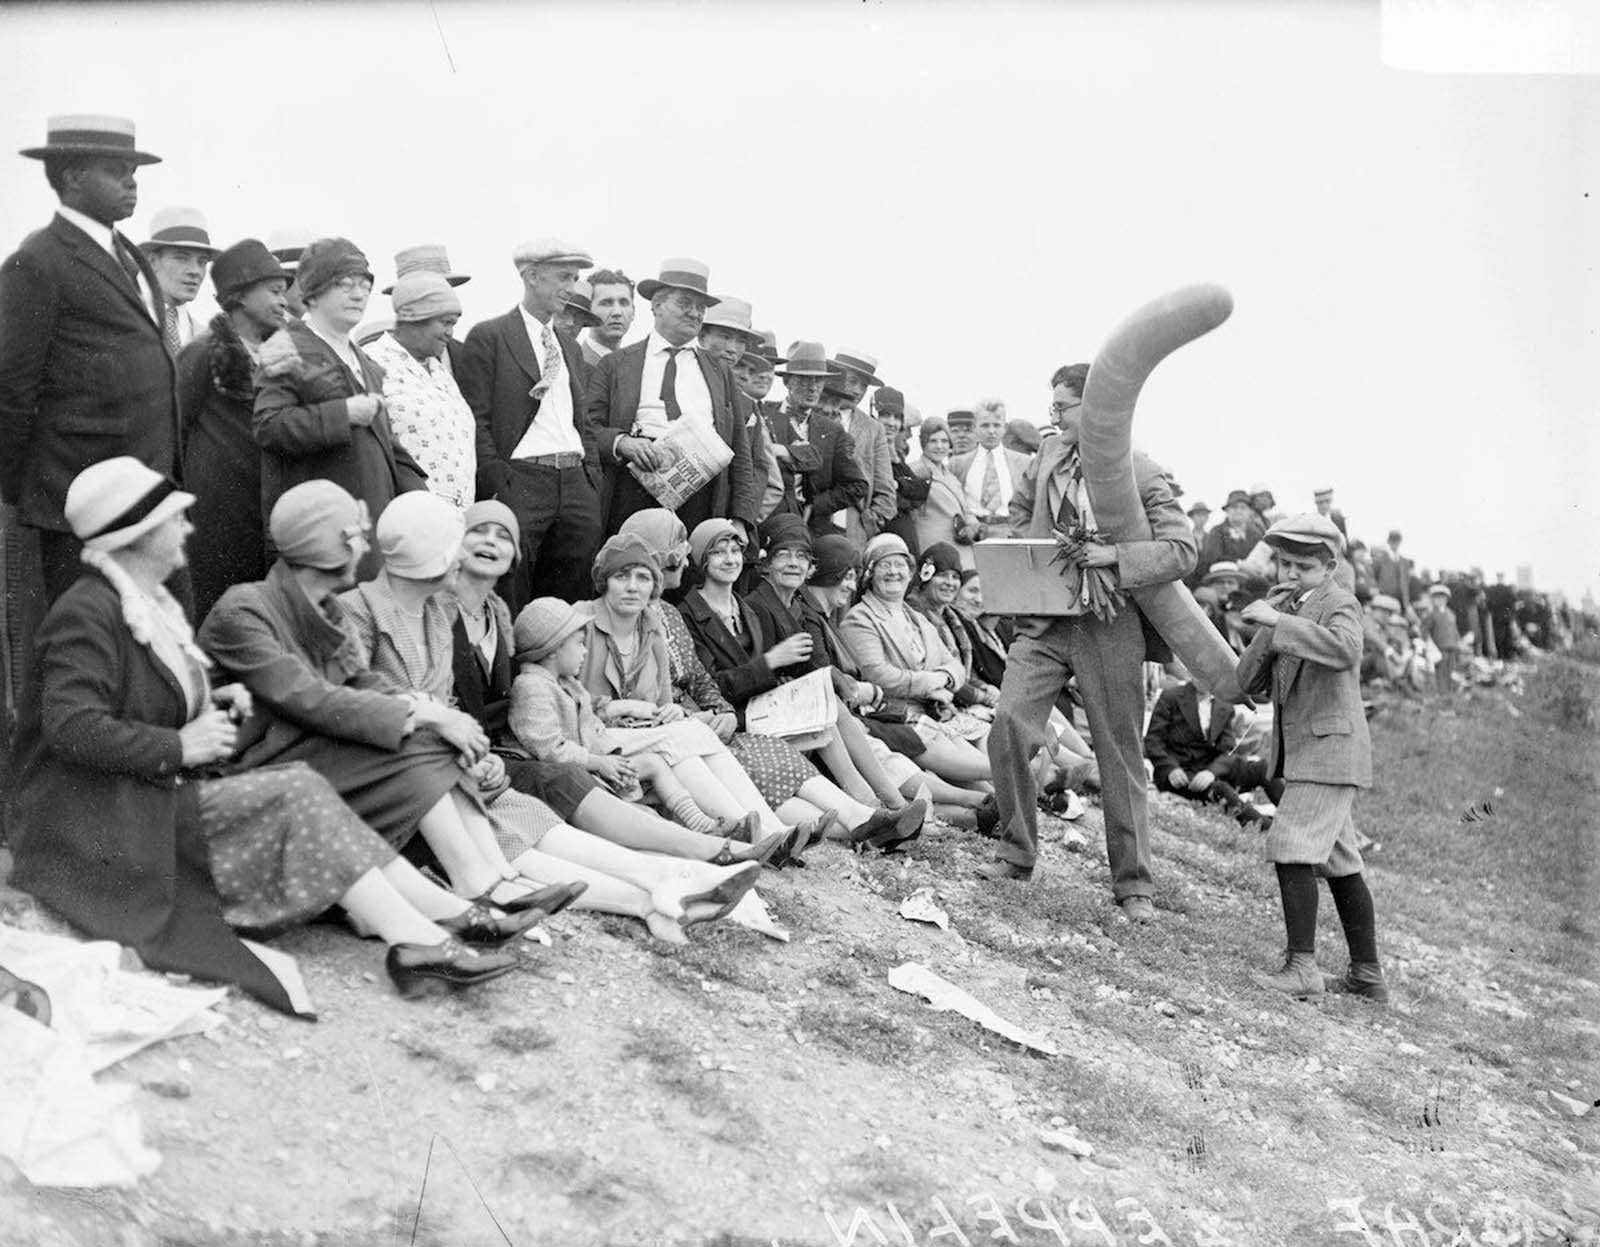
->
[253,237,426,579]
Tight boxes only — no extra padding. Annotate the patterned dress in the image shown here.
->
[659,602,815,805]
[365,332,476,511]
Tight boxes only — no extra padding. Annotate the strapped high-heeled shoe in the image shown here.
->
[385,940,520,999]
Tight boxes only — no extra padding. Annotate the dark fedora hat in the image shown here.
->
[210,239,290,300]
[21,113,160,165]
[637,257,719,304]
[559,279,602,328]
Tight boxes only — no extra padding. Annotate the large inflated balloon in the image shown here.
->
[1080,283,1243,699]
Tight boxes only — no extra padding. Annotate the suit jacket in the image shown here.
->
[252,319,427,577]
[0,215,177,530]
[678,589,780,717]
[951,444,1032,519]
[1007,435,1196,657]
[766,405,869,535]
[586,339,758,530]
[1143,682,1241,780]
[458,307,595,498]
[1235,580,1372,787]
[844,407,897,540]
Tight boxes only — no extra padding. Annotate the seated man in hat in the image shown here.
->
[586,258,757,539]
[1196,490,1265,583]
[827,349,897,546]
[0,114,177,605]
[141,206,219,351]
[765,342,868,537]
[457,237,600,608]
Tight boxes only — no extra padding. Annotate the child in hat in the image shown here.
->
[1237,514,1387,1003]
[1421,584,1462,697]
[509,598,786,855]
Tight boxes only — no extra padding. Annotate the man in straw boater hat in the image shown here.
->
[382,243,472,373]
[140,205,221,353]
[457,236,600,609]
[827,348,897,546]
[0,114,179,605]
[766,342,868,535]
[586,257,758,538]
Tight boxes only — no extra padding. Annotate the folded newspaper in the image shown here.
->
[629,419,734,510]
[745,666,837,740]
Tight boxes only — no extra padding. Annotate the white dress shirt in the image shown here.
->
[511,304,582,458]
[963,444,1015,518]
[57,206,158,320]
[1196,691,1213,738]
[634,330,712,438]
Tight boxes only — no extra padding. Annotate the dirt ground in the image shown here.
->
[2,676,1597,1247]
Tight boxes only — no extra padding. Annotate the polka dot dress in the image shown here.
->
[198,762,394,937]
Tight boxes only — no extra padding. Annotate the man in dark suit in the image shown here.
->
[1144,678,1275,825]
[979,377,1198,920]
[585,258,758,537]
[765,342,868,536]
[457,237,600,608]
[0,114,177,604]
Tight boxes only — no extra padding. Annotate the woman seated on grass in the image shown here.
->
[19,461,531,1010]
[840,535,995,793]
[785,533,997,830]
[336,493,768,942]
[575,533,858,856]
[906,542,1000,710]
[682,515,928,852]
[616,509,899,858]
[447,500,784,869]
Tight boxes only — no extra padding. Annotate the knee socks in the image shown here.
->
[1327,871,1379,964]
[663,792,717,833]
[1274,863,1319,953]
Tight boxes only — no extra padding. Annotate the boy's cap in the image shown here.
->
[1370,594,1402,614]
[1263,512,1343,559]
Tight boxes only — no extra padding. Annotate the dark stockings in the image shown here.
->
[1274,863,1318,953]
[1328,871,1379,963]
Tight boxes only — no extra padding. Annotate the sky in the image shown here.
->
[1,0,1594,601]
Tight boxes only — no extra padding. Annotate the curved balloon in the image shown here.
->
[1080,283,1243,699]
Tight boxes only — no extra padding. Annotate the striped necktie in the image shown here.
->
[163,305,182,354]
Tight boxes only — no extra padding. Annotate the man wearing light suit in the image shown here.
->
[979,381,1197,921]
[457,237,599,608]
[952,397,1032,535]
[585,258,758,538]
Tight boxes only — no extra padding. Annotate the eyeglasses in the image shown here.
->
[1049,400,1082,417]
[333,276,374,295]
[770,548,813,565]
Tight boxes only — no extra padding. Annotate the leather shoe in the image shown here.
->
[866,798,927,853]
[712,827,788,866]
[1324,960,1388,1004]
[1252,950,1325,999]
[386,940,520,999]
[437,903,547,947]
[975,859,1033,882]
[973,795,1001,838]
[1117,896,1157,924]
[476,880,588,919]
[680,863,762,927]
[711,811,762,842]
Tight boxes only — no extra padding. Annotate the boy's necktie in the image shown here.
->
[981,449,1002,514]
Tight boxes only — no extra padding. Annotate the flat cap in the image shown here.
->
[512,237,594,269]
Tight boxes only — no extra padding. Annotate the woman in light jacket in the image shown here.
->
[911,419,982,571]
[840,534,993,788]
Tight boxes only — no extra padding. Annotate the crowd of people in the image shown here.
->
[0,115,1591,1018]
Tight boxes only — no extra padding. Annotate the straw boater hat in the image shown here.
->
[701,297,762,347]
[1370,594,1402,615]
[140,206,220,256]
[382,244,471,295]
[267,225,316,271]
[775,341,840,379]
[829,349,883,387]
[1427,583,1452,599]
[558,280,602,328]
[637,257,719,304]
[64,458,194,553]
[21,114,160,164]
[1203,560,1242,585]
[755,329,785,366]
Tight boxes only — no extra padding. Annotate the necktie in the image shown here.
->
[163,305,182,355]
[113,235,143,290]
[981,449,1002,514]
[661,347,684,422]
[530,323,562,399]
